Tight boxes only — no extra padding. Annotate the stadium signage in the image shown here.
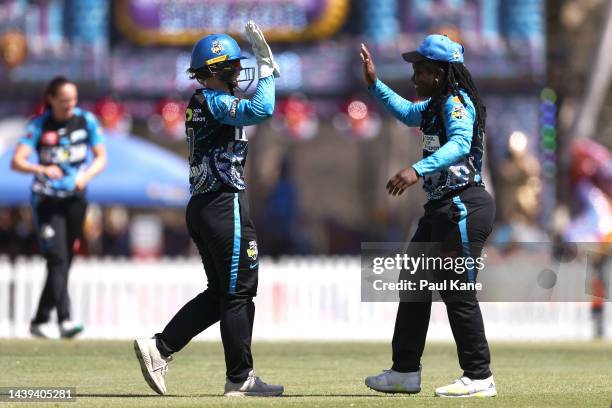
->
[115,0,349,45]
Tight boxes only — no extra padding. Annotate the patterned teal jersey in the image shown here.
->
[18,107,105,197]
[186,76,275,194]
[369,79,484,200]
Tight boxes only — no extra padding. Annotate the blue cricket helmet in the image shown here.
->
[189,34,247,70]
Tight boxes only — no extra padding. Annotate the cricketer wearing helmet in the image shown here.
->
[134,21,284,398]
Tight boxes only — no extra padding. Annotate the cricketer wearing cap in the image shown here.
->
[361,35,497,398]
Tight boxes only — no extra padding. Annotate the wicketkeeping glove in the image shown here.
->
[245,20,280,79]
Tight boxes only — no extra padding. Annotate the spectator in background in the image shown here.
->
[10,76,107,339]
[101,206,130,257]
[493,131,546,245]
[262,157,298,257]
[556,139,611,339]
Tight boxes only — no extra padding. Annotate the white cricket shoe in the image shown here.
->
[133,338,172,395]
[30,322,56,339]
[224,370,284,397]
[365,368,421,394]
[435,375,497,398]
[59,320,84,339]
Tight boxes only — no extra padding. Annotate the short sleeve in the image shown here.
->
[18,117,44,148]
[84,111,105,147]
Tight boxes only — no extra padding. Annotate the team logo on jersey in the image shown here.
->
[246,240,258,261]
[186,108,193,122]
[41,131,59,145]
[211,40,224,55]
[451,105,465,119]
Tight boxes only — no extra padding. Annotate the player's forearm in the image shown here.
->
[368,79,422,127]
[81,152,107,183]
[412,136,471,175]
[10,155,45,175]
[245,75,275,120]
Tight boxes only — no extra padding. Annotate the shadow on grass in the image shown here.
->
[77,394,197,398]
[78,393,408,398]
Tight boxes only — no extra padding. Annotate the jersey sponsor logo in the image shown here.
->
[40,144,87,164]
[68,144,88,162]
[41,131,59,146]
[246,240,258,261]
[451,105,466,119]
[229,99,238,118]
[70,129,87,143]
[187,107,206,122]
[422,134,440,152]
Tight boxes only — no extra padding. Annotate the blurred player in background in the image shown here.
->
[361,35,497,398]
[10,76,107,339]
[134,21,284,397]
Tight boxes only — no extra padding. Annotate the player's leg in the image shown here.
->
[134,194,221,395]
[57,194,87,338]
[155,194,223,355]
[30,195,69,338]
[435,186,496,398]
[365,216,433,394]
[206,191,282,397]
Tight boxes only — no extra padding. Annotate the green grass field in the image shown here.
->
[1,340,610,407]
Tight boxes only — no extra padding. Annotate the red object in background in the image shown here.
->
[94,96,126,131]
[156,98,187,140]
[337,98,380,140]
[278,94,318,140]
[31,99,47,117]
[570,139,610,183]
[73,238,81,253]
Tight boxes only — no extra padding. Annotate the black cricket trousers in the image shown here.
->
[156,190,259,383]
[392,185,495,379]
[31,193,87,324]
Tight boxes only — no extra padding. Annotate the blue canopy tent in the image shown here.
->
[0,135,189,207]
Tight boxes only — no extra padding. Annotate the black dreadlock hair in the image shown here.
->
[428,61,486,138]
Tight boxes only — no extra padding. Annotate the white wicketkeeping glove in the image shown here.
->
[245,20,280,79]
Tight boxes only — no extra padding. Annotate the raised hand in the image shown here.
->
[360,43,377,86]
[245,21,280,78]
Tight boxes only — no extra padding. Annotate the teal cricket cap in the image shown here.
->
[402,34,464,64]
